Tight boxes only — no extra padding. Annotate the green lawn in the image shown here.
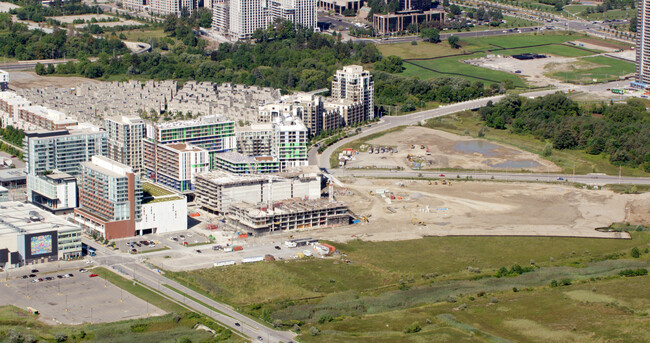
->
[580,8,636,21]
[461,32,588,50]
[377,42,459,60]
[425,111,650,177]
[564,4,593,15]
[120,29,167,42]
[549,55,635,84]
[406,54,528,87]
[0,305,240,343]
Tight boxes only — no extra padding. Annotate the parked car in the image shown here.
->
[64,273,74,278]
[28,274,36,278]
[274,246,281,250]
[31,278,42,283]
[439,174,445,177]
[89,274,99,278]
[196,249,202,253]
[31,269,39,273]
[79,268,88,273]
[57,275,64,279]
[234,322,240,327]
[557,177,564,181]
[45,277,53,281]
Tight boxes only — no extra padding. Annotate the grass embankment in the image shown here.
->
[0,306,240,343]
[425,111,650,177]
[328,126,405,168]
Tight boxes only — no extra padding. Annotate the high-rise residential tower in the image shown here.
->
[331,65,375,121]
[635,0,650,87]
[106,116,145,174]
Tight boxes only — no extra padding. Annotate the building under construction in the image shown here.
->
[227,198,351,234]
[194,166,321,214]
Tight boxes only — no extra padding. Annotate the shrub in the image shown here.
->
[55,333,68,342]
[560,278,572,286]
[631,247,641,258]
[130,323,148,333]
[318,314,333,324]
[619,268,648,277]
[550,279,559,287]
[309,326,320,336]
[404,321,422,333]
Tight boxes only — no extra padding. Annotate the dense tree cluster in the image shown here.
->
[479,93,650,170]
[465,7,503,25]
[0,14,128,60]
[374,56,403,73]
[0,126,24,146]
[9,0,101,22]
[374,72,495,110]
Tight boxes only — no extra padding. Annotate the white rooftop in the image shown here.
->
[0,202,80,238]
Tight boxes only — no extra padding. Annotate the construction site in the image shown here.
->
[344,126,560,172]
[315,177,649,242]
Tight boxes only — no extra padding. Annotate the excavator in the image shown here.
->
[411,218,425,226]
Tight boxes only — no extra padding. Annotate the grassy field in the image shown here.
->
[425,111,650,177]
[169,232,650,307]
[119,29,167,42]
[581,8,636,21]
[167,232,650,340]
[298,274,650,342]
[549,55,635,84]
[377,42,459,59]
[461,32,588,51]
[0,305,239,343]
[405,54,526,86]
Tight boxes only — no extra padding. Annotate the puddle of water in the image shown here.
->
[485,160,542,169]
[454,140,501,157]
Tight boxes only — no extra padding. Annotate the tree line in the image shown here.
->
[0,13,128,60]
[9,0,101,23]
[478,93,650,171]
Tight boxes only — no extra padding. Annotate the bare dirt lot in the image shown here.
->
[8,71,100,89]
[346,126,560,172]
[318,178,646,242]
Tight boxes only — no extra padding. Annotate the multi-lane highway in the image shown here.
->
[88,239,296,343]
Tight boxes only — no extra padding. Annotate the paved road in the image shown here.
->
[87,238,296,343]
[330,169,650,185]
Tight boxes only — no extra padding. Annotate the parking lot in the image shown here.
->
[0,268,164,325]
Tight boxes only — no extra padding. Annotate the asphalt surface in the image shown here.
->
[87,238,296,343]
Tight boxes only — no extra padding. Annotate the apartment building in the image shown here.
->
[106,116,145,174]
[74,156,142,240]
[635,0,650,87]
[23,127,108,177]
[149,0,196,15]
[212,0,316,40]
[143,142,209,192]
[212,151,280,174]
[27,171,77,214]
[331,65,374,121]
[236,123,274,157]
[0,92,30,128]
[274,114,308,170]
[15,105,78,132]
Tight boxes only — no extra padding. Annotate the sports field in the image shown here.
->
[549,55,635,84]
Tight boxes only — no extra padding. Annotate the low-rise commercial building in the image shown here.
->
[0,168,26,189]
[27,171,77,214]
[138,183,188,235]
[227,198,351,234]
[0,201,82,269]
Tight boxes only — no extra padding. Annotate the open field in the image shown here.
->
[377,42,459,59]
[7,71,101,89]
[345,126,559,172]
[297,273,650,342]
[425,111,650,177]
[0,306,239,343]
[548,55,635,84]
[120,29,167,42]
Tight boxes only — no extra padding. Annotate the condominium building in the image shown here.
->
[274,114,308,170]
[0,91,31,128]
[635,0,650,87]
[106,116,145,173]
[149,0,195,15]
[74,156,142,240]
[331,65,374,121]
[212,151,280,174]
[27,171,77,214]
[317,0,362,14]
[212,0,317,40]
[236,123,275,157]
[16,106,78,132]
[23,127,108,177]
[144,115,235,156]
[143,142,209,192]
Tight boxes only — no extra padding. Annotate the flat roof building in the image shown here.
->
[0,185,7,202]
[106,116,145,174]
[212,151,280,174]
[227,198,351,234]
[0,201,82,269]
[143,142,210,193]
[0,168,27,189]
[27,171,77,214]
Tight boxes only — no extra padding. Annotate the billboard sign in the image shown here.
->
[30,235,53,255]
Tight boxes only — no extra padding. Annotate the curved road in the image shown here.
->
[311,87,650,185]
